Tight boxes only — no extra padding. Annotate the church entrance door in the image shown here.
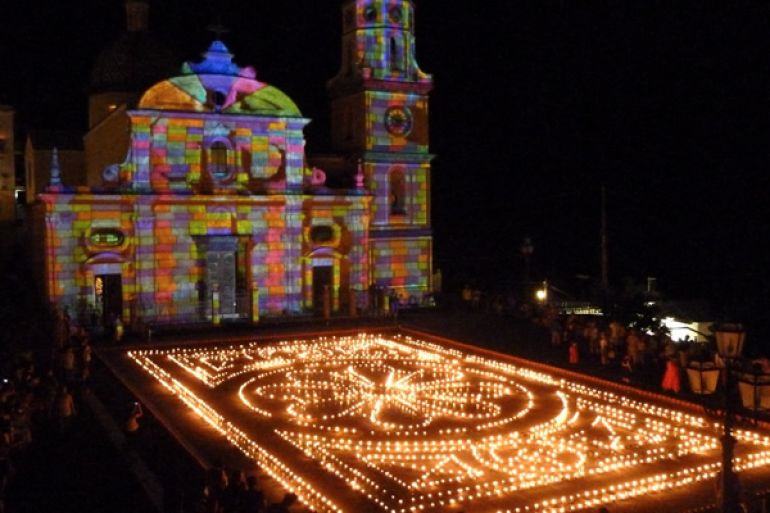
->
[205,237,238,318]
[96,274,122,327]
[312,266,333,316]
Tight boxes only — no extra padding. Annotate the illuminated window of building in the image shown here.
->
[208,141,229,180]
[89,228,125,248]
[389,168,406,216]
[310,225,334,244]
[364,4,377,22]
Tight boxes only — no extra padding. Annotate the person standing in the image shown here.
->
[241,475,265,513]
[59,346,76,386]
[124,401,143,442]
[550,318,563,347]
[661,357,681,393]
[389,289,400,321]
[55,385,76,433]
[626,330,640,369]
[599,332,609,366]
[586,320,600,356]
[113,315,124,344]
[568,340,579,365]
[266,493,297,513]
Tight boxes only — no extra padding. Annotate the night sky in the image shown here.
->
[1,1,769,340]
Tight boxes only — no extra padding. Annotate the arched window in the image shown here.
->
[389,168,406,216]
[209,141,229,180]
[390,37,401,72]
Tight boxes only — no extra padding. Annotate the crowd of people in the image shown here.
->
[4,275,769,513]
[454,285,770,400]
[547,314,683,385]
[0,304,96,513]
[200,463,297,513]
[2,302,304,513]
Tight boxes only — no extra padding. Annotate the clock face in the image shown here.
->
[384,106,413,137]
[102,164,119,183]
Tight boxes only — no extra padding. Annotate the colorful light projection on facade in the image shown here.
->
[128,334,770,513]
[38,0,436,326]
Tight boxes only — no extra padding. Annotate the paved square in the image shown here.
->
[127,333,770,513]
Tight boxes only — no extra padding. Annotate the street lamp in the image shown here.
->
[711,323,747,513]
[520,237,534,285]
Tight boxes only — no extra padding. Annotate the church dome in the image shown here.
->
[139,40,302,117]
[90,33,178,94]
[89,0,178,94]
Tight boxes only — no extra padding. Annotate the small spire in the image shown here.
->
[355,159,365,189]
[125,0,149,32]
[50,147,62,187]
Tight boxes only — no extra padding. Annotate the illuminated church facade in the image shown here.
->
[34,0,434,326]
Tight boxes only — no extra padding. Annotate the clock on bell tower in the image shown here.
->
[328,0,435,297]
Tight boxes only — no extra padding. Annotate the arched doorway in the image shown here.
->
[303,250,344,315]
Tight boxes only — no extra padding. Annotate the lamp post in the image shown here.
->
[520,237,533,285]
[711,323,746,513]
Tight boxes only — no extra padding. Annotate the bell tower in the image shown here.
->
[328,0,434,297]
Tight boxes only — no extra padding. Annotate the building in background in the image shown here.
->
[0,106,16,229]
[31,0,434,328]
[24,131,85,205]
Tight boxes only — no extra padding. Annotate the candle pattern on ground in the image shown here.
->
[128,334,770,513]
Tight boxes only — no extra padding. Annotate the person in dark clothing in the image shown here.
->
[0,452,14,513]
[241,475,265,513]
[221,469,246,513]
[265,493,297,513]
[203,462,228,513]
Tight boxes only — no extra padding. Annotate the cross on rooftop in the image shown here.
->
[206,17,230,40]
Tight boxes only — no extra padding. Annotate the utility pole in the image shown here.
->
[601,186,609,293]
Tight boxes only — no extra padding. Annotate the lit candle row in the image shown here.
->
[128,332,770,513]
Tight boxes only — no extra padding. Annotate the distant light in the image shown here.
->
[536,289,547,302]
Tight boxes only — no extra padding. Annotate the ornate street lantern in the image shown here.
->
[714,323,746,360]
[709,322,747,513]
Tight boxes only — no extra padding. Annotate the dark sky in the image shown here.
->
[1,1,769,337]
